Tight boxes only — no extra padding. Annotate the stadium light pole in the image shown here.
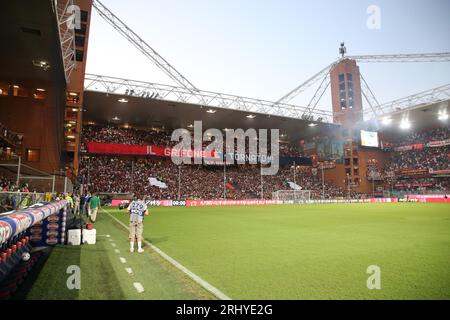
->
[16,155,21,187]
[260,162,264,200]
[369,169,375,197]
[321,164,325,200]
[86,157,90,190]
[293,161,296,185]
[347,173,351,200]
[372,177,375,197]
[223,161,226,200]
[131,160,134,194]
[178,165,181,200]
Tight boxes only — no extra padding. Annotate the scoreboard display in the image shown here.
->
[360,130,379,148]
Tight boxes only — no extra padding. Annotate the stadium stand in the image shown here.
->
[79,156,350,200]
[1,0,449,303]
[81,125,174,149]
[81,125,305,158]
[384,127,449,147]
[78,124,449,199]
[79,125,347,199]
[381,127,450,193]
[386,147,449,171]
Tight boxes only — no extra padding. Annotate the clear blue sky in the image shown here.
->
[86,0,450,111]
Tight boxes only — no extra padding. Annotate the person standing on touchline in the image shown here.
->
[127,195,149,253]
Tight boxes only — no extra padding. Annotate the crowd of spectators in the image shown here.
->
[81,125,305,158]
[1,176,16,192]
[385,146,449,172]
[279,143,303,157]
[78,157,132,194]
[381,126,449,192]
[383,126,449,173]
[81,125,173,149]
[79,125,449,198]
[0,176,30,192]
[366,159,383,181]
[0,175,46,213]
[384,127,449,147]
[79,156,349,200]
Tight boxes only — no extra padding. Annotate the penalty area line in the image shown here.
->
[103,209,231,300]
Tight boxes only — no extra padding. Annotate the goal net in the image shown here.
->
[272,190,311,202]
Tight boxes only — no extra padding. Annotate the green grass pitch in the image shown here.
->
[109,203,450,300]
[28,203,450,300]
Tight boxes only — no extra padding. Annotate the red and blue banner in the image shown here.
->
[0,200,67,245]
[86,142,217,159]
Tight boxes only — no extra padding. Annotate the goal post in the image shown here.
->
[272,190,311,202]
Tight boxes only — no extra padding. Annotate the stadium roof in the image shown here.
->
[377,99,450,133]
[83,91,449,141]
[0,1,64,87]
[83,91,340,142]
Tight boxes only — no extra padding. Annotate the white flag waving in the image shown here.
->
[288,181,302,190]
[149,177,168,189]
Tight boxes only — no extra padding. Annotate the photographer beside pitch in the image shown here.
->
[127,195,149,253]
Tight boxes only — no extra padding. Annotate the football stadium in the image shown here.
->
[0,0,449,306]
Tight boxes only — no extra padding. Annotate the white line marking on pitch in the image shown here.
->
[133,282,144,293]
[111,243,116,247]
[114,249,120,254]
[125,268,133,275]
[120,257,127,264]
[104,209,231,300]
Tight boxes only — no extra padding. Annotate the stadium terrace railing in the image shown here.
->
[0,192,47,214]
[0,152,73,194]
